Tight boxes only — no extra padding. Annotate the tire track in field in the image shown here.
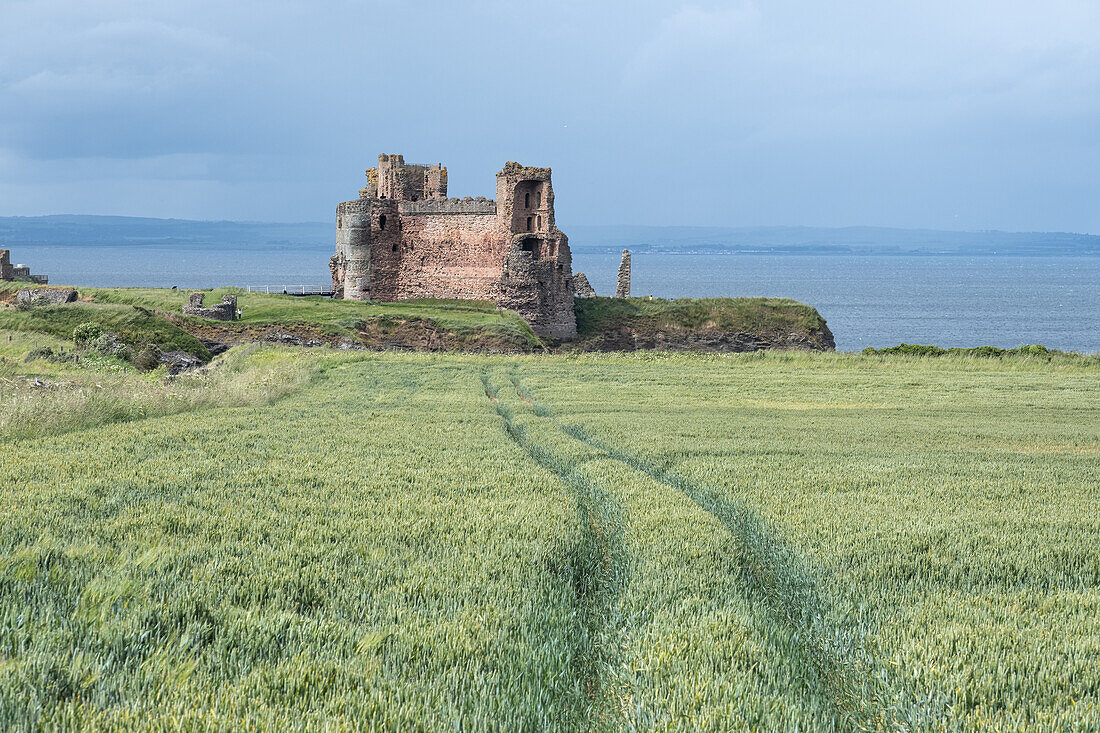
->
[511,372,942,731]
[482,371,628,731]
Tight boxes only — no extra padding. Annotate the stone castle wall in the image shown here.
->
[370,212,502,301]
[333,155,577,339]
[398,197,497,215]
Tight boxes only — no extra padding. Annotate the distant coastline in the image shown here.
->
[2,215,1098,256]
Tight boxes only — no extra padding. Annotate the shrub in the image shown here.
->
[73,322,103,347]
[865,343,947,357]
[132,344,163,372]
[24,345,55,362]
[91,331,123,356]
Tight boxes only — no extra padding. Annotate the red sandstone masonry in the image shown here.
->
[332,155,577,339]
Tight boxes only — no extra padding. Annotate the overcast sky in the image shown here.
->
[1,0,1097,231]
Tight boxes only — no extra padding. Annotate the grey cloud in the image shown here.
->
[0,0,1096,230]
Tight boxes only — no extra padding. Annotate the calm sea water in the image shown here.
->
[11,242,1099,353]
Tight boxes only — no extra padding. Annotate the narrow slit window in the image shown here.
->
[524,193,530,208]
[526,217,532,232]
[536,215,542,230]
[536,191,542,207]
[379,214,387,230]
[391,243,398,252]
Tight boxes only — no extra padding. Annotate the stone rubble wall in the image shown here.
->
[615,249,631,298]
[182,292,237,321]
[371,212,503,301]
[499,232,577,340]
[572,272,597,297]
[398,197,497,215]
[2,249,47,283]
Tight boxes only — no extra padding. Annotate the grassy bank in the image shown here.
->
[85,286,545,351]
[572,296,835,350]
[0,344,1096,728]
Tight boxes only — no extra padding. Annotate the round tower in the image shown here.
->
[336,199,373,300]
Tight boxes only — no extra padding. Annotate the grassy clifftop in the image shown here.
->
[0,285,835,357]
[572,296,835,352]
[0,284,544,354]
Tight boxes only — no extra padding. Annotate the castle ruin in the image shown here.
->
[331,155,577,339]
[615,249,631,298]
[1,250,47,284]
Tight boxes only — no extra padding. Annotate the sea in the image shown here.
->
[10,242,1099,353]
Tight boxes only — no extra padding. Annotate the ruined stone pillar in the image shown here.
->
[615,249,631,298]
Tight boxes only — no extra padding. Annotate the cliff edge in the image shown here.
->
[570,296,835,352]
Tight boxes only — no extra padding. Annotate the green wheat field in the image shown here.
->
[1,338,1097,730]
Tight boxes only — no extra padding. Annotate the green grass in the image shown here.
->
[83,286,545,350]
[0,299,211,360]
[0,345,1097,729]
[574,296,829,337]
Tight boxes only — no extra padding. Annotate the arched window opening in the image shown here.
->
[536,215,542,230]
[391,243,398,253]
[536,191,542,207]
[524,192,530,208]
[379,214,387,230]
[526,217,532,232]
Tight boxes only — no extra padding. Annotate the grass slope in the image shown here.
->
[573,296,833,349]
[87,286,544,351]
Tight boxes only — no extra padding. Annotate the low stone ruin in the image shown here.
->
[615,249,631,298]
[572,273,597,298]
[16,287,77,305]
[1,249,48,284]
[182,292,237,321]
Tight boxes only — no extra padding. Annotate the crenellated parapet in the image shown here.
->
[332,154,576,339]
[399,197,497,215]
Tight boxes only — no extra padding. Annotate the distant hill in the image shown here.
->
[0,215,330,247]
[567,225,1100,255]
[1,215,1097,255]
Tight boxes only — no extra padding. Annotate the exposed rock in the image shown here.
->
[158,350,205,374]
[16,287,77,305]
[574,325,836,353]
[572,272,597,298]
[615,250,631,298]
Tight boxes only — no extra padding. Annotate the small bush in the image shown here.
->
[72,322,103,347]
[132,344,163,372]
[864,343,947,357]
[91,332,123,356]
[24,345,55,363]
[864,343,1064,359]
